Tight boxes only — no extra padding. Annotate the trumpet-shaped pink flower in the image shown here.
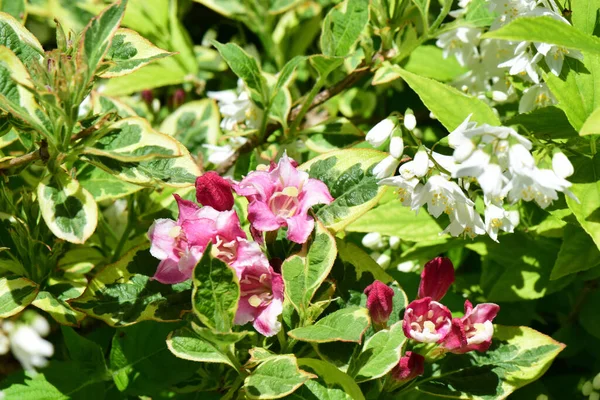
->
[148,195,246,284]
[233,153,333,244]
[403,297,452,343]
[391,351,425,382]
[418,257,455,301]
[364,281,395,325]
[442,300,500,354]
[232,240,284,337]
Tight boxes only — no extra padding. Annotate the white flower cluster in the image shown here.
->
[582,373,600,400]
[437,0,583,114]
[369,112,417,179]
[1,313,54,372]
[362,232,421,272]
[371,114,576,241]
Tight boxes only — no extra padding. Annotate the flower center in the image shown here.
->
[269,186,300,218]
[240,273,273,308]
[211,236,239,262]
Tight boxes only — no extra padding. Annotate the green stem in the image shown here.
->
[111,195,136,262]
[288,76,327,137]
[591,137,597,155]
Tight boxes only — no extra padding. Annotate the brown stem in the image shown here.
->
[0,140,48,171]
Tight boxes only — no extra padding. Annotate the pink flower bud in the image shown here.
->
[364,281,395,325]
[195,172,235,211]
[418,257,455,301]
[391,351,425,382]
[403,297,452,343]
[441,300,500,354]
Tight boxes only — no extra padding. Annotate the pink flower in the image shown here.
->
[441,300,500,354]
[402,297,452,343]
[195,171,235,211]
[364,281,395,325]
[418,257,455,301]
[148,195,246,284]
[232,240,284,337]
[391,351,425,382]
[233,153,333,244]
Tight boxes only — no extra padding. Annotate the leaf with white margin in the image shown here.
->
[84,117,182,162]
[101,28,173,78]
[244,354,316,399]
[288,306,371,343]
[167,325,239,368]
[353,321,407,382]
[37,173,98,244]
[0,46,51,137]
[0,11,43,64]
[91,91,138,118]
[159,99,220,152]
[0,275,38,317]
[297,358,365,400]
[32,290,86,326]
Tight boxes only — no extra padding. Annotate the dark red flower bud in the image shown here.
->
[141,90,153,106]
[364,280,395,325]
[391,351,425,382]
[418,257,455,301]
[172,88,185,108]
[195,172,234,211]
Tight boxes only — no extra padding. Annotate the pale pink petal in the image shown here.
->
[148,219,178,260]
[230,240,270,277]
[247,201,282,232]
[253,298,283,337]
[215,210,247,241]
[299,178,334,213]
[270,153,305,188]
[234,298,257,326]
[466,302,500,324]
[234,172,274,202]
[153,257,190,284]
[286,213,314,244]
[181,218,218,248]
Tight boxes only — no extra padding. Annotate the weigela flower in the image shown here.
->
[148,195,246,284]
[418,257,455,302]
[234,153,333,244]
[391,351,425,382]
[436,27,482,67]
[232,240,284,337]
[403,297,452,343]
[364,281,395,325]
[195,171,235,211]
[441,300,500,354]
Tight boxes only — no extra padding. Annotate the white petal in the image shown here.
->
[552,152,574,178]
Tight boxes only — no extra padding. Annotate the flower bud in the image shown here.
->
[583,381,594,396]
[389,134,404,159]
[391,351,425,382]
[418,257,455,301]
[364,281,395,325]
[366,117,396,147]
[362,232,384,250]
[404,112,417,131]
[412,148,430,178]
[373,155,399,179]
[552,151,574,179]
[195,172,235,211]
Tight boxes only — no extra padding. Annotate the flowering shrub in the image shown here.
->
[0,0,598,399]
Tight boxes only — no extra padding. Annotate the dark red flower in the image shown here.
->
[391,351,425,382]
[364,281,395,325]
[418,257,455,301]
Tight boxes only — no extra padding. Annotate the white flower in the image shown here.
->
[535,42,584,76]
[436,27,482,67]
[208,80,261,131]
[411,175,473,217]
[366,118,396,147]
[452,60,491,95]
[203,136,248,167]
[403,113,417,131]
[519,83,557,113]
[389,236,400,249]
[373,155,400,179]
[397,260,419,272]
[480,39,519,75]
[449,0,472,18]
[379,175,420,206]
[488,0,538,29]
[503,167,573,208]
[484,204,519,242]
[442,202,486,238]
[6,324,54,372]
[362,232,386,250]
[498,42,543,83]
[371,252,391,269]
[389,136,404,159]
[552,152,574,179]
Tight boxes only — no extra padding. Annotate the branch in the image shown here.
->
[0,140,48,171]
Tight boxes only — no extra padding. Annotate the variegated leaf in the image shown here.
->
[0,275,38,318]
[91,91,138,118]
[32,291,86,326]
[0,11,43,64]
[78,163,142,201]
[159,99,220,153]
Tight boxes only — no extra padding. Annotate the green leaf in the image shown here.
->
[346,196,446,241]
[403,45,467,82]
[192,0,245,18]
[545,54,600,131]
[412,326,564,399]
[78,163,142,202]
[77,0,126,81]
[288,306,370,343]
[101,28,173,77]
[269,86,292,127]
[84,117,183,162]
[213,41,268,107]
[285,380,354,400]
[320,0,369,57]
[90,92,138,118]
[0,1,26,21]
[282,221,336,318]
[390,66,501,130]
[110,321,198,394]
[505,106,578,139]
[33,291,86,326]
[353,321,406,382]
[244,355,316,399]
[159,99,220,153]
[61,327,108,379]
[580,106,600,136]
[274,55,306,93]
[301,117,363,153]
[579,290,600,339]
[0,275,38,317]
[0,11,43,64]
[166,326,236,368]
[103,58,188,96]
[566,155,600,249]
[299,149,388,232]
[336,239,394,283]
[550,224,600,280]
[70,244,192,327]
[571,0,600,34]
[192,245,240,332]
[37,173,98,244]
[482,16,600,55]
[296,358,365,400]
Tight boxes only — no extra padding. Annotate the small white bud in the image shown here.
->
[429,111,437,120]
[593,372,600,390]
[404,113,417,131]
[590,392,600,400]
[412,148,430,178]
[373,155,399,179]
[374,253,391,269]
[491,91,508,102]
[362,232,383,250]
[583,381,594,396]
[389,236,400,249]
[397,260,417,273]
[389,135,404,159]
[552,152,574,179]
[366,118,396,147]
